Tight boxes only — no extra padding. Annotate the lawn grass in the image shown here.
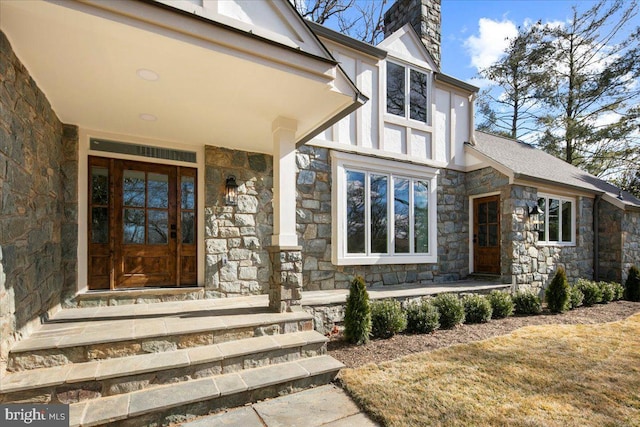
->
[339,313,640,427]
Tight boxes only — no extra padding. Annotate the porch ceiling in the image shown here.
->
[0,0,358,154]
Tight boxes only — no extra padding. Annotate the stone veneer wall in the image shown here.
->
[622,209,640,282]
[296,145,469,290]
[467,167,593,294]
[204,146,273,297]
[384,0,442,67]
[0,31,78,365]
[599,200,640,283]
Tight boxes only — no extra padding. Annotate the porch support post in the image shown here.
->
[269,117,303,312]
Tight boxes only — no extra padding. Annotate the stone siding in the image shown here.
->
[599,199,640,283]
[0,31,78,365]
[622,209,640,282]
[296,145,469,290]
[384,0,442,66]
[204,146,273,297]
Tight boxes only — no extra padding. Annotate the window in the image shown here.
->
[333,151,437,265]
[386,61,430,123]
[537,194,575,245]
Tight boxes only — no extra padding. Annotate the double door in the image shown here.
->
[88,157,197,289]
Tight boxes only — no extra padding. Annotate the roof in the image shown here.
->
[435,73,478,93]
[469,131,640,210]
[305,21,387,59]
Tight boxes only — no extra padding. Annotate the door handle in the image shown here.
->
[473,234,477,244]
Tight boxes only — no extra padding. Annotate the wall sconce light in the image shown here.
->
[528,204,544,232]
[225,175,238,206]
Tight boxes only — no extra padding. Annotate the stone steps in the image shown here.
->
[2,298,345,426]
[0,331,327,404]
[67,356,343,427]
[8,306,313,371]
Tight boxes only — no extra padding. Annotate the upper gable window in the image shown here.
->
[386,61,430,124]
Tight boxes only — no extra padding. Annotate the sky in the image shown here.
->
[439,0,640,85]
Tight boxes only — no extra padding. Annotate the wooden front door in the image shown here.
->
[473,195,500,274]
[88,157,197,289]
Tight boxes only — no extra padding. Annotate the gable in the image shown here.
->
[377,24,439,71]
[155,0,329,58]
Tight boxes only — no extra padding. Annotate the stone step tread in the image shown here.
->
[1,331,328,394]
[11,310,313,353]
[68,355,344,427]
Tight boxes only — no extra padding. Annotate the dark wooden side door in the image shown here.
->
[88,157,197,289]
[473,195,500,274]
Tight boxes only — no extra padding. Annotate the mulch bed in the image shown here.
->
[328,300,640,368]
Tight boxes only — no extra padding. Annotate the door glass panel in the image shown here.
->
[148,173,169,208]
[346,171,365,254]
[148,210,168,244]
[124,208,145,243]
[478,202,487,223]
[370,174,388,254]
[489,224,498,246]
[479,224,487,247]
[181,176,195,210]
[91,207,108,244]
[123,170,145,207]
[394,178,410,253]
[91,167,109,205]
[182,212,195,244]
[488,201,498,223]
[414,180,429,253]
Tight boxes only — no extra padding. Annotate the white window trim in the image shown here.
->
[331,151,438,265]
[537,193,576,246]
[384,59,432,127]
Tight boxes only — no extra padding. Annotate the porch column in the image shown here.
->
[269,117,303,312]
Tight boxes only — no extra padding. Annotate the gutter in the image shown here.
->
[296,91,369,147]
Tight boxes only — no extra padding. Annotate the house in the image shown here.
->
[1,0,639,423]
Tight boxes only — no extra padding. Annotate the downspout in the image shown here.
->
[593,195,601,281]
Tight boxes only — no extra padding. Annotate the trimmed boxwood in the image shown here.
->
[343,276,371,345]
[432,293,465,329]
[370,299,407,339]
[611,282,625,301]
[405,299,440,334]
[576,279,602,306]
[512,290,542,315]
[569,285,584,309]
[487,290,514,318]
[597,281,614,303]
[462,295,493,324]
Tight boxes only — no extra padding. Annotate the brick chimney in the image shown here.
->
[383,0,441,68]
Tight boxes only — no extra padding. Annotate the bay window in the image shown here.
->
[537,194,575,245]
[333,151,437,265]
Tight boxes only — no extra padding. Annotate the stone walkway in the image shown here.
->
[180,384,378,427]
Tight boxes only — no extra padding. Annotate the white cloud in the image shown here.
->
[464,18,518,71]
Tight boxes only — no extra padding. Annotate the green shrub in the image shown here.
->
[405,299,440,334]
[625,266,640,302]
[611,282,625,301]
[370,299,407,339]
[487,290,514,318]
[343,276,371,345]
[545,267,570,313]
[512,290,542,315]
[432,293,465,329]
[569,285,584,309]
[462,295,493,324]
[598,281,614,303]
[576,279,602,306]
